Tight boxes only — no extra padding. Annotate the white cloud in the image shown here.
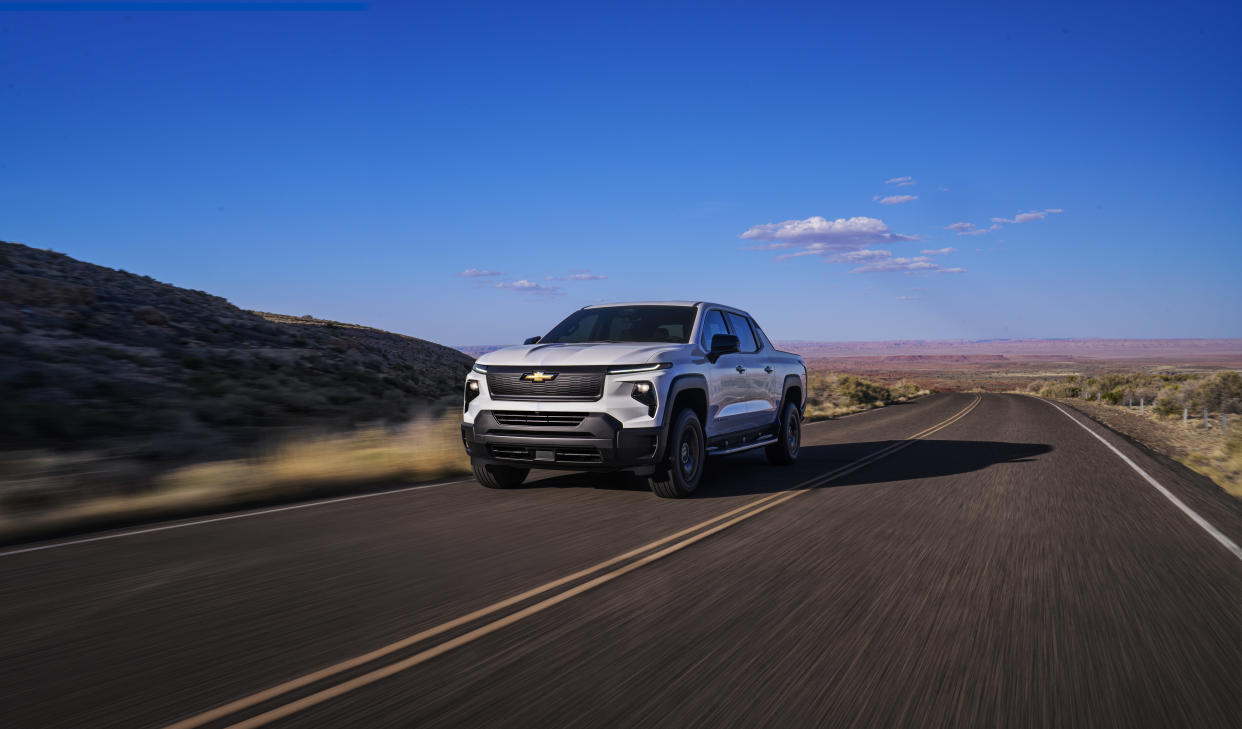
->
[740,216,917,258]
[495,279,562,295]
[885,176,916,187]
[827,249,892,263]
[851,256,966,274]
[991,208,1063,224]
[945,222,975,231]
[957,223,1001,236]
[741,242,797,251]
[544,271,607,281]
[921,247,956,255]
[459,268,503,277]
[874,194,918,205]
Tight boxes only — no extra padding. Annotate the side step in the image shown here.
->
[706,435,779,457]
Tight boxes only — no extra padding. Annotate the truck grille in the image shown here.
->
[492,411,587,427]
[487,445,603,464]
[486,368,604,401]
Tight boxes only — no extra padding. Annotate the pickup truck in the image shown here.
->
[461,301,807,497]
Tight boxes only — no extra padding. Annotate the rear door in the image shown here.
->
[747,315,785,413]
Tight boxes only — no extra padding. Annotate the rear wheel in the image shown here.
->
[649,408,705,498]
[765,401,801,465]
[472,460,529,489]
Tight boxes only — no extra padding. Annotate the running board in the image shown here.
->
[706,435,779,456]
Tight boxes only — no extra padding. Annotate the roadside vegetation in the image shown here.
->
[1026,371,1242,413]
[804,372,929,420]
[0,414,468,542]
[0,241,475,542]
[1027,371,1242,498]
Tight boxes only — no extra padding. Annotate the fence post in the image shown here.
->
[1183,406,1188,424]
[1203,408,1209,427]
[1140,397,1145,414]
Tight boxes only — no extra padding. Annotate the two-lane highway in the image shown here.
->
[1,394,1238,728]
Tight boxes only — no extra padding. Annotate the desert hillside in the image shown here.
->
[0,241,472,460]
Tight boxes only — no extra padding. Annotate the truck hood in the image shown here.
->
[476,343,681,368]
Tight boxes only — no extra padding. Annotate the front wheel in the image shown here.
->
[649,408,705,498]
[765,402,801,465]
[472,460,529,489]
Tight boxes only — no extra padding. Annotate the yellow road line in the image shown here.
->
[163,492,791,729]
[166,394,981,729]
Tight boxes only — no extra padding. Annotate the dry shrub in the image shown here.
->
[804,372,930,421]
[159,413,468,498]
[0,413,469,541]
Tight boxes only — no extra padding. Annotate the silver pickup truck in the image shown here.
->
[461,301,807,497]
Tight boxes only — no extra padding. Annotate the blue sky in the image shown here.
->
[2,0,1239,344]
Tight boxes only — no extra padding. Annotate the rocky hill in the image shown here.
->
[0,241,472,460]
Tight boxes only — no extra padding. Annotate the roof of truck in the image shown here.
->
[580,301,743,312]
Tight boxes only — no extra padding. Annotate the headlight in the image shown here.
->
[464,379,481,411]
[607,362,672,374]
[631,381,657,416]
[472,362,488,374]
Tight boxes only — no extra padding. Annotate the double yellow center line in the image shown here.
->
[167,394,981,729]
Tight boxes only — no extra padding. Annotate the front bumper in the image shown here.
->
[462,411,664,474]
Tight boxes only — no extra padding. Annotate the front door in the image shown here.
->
[721,311,776,432]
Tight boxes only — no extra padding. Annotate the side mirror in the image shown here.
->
[707,333,739,363]
[524,336,541,345]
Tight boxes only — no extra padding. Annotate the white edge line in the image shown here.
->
[1041,399,1242,561]
[0,479,471,559]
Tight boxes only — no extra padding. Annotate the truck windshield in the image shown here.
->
[541,306,696,344]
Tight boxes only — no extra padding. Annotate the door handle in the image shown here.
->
[764,365,774,373]
[735,365,746,373]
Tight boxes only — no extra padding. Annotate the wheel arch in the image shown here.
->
[657,374,709,461]
[781,374,805,415]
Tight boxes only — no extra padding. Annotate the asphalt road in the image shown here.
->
[2,393,1239,728]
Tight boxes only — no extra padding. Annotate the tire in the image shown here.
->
[765,401,801,465]
[472,460,529,489]
[649,408,705,498]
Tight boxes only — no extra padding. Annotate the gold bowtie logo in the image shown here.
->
[521,371,557,383]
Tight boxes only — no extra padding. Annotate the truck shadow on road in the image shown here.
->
[526,440,1053,497]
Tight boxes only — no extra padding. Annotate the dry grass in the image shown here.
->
[803,372,930,421]
[0,414,469,542]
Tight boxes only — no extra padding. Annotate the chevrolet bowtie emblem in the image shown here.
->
[521,371,557,383]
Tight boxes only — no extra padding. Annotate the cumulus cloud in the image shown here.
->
[459,268,503,277]
[945,222,975,231]
[544,271,607,281]
[874,194,918,205]
[740,215,917,259]
[851,256,966,274]
[495,279,562,295]
[885,176,916,187]
[991,208,1063,224]
[921,247,956,255]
